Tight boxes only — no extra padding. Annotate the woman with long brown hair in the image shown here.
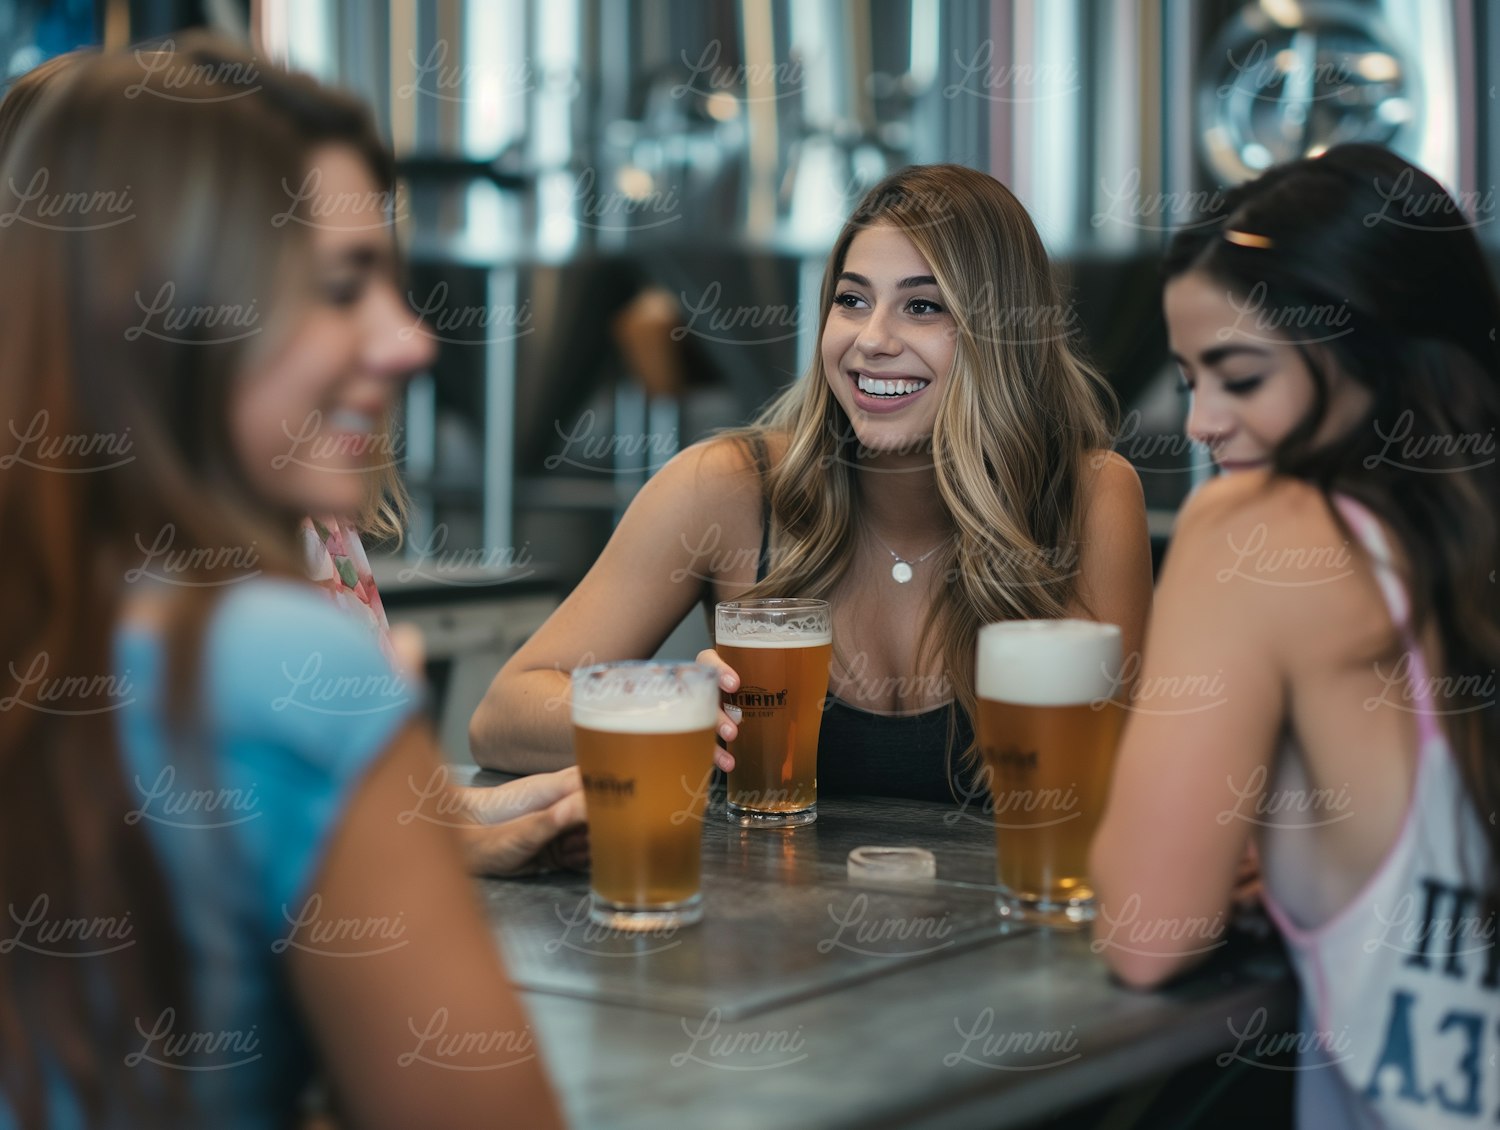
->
[0,37,566,1128]
[0,44,584,872]
[1092,144,1500,1128]
[471,164,1153,800]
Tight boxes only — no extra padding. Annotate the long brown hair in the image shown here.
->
[0,35,395,1125]
[0,49,95,156]
[0,51,408,555]
[1165,144,1500,907]
[729,164,1117,764]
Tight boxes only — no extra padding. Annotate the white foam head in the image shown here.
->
[716,600,831,646]
[571,662,719,732]
[976,619,1121,707]
[715,626,832,648]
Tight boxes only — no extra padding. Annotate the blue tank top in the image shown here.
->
[2,580,419,1129]
[746,437,979,803]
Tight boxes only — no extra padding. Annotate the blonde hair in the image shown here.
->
[358,405,410,547]
[728,164,1116,763]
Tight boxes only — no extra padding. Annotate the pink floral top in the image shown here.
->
[300,516,394,661]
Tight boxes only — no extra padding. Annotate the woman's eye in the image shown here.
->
[324,278,364,307]
[907,297,945,315]
[1222,376,1265,396]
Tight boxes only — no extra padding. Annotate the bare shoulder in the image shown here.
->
[1081,449,1145,509]
[1166,471,1377,645]
[648,431,795,518]
[629,434,776,569]
[1173,471,1343,555]
[652,434,762,499]
[1072,450,1151,656]
[625,435,753,527]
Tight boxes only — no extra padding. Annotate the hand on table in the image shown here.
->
[456,767,589,877]
[695,647,740,773]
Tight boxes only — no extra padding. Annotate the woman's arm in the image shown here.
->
[1070,451,1153,671]
[468,439,760,772]
[287,721,566,1129]
[1089,474,1340,988]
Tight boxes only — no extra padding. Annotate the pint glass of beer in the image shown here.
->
[571,661,719,930]
[975,620,1123,926]
[715,598,832,827]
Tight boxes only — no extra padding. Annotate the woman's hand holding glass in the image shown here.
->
[695,647,741,773]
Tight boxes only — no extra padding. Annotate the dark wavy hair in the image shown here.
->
[1165,144,1500,903]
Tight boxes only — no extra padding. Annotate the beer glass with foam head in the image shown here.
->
[714,598,832,827]
[571,661,719,929]
[975,620,1123,926]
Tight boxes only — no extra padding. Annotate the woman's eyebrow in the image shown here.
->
[837,271,938,289]
[1170,343,1272,367]
[325,243,390,271]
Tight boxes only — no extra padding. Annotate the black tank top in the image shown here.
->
[745,438,979,804]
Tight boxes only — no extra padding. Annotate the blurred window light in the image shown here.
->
[1355,51,1401,83]
[705,91,740,122]
[260,0,333,79]
[531,0,578,170]
[1377,97,1413,125]
[537,168,578,260]
[1258,0,1305,30]
[615,165,655,201]
[908,0,939,91]
[1382,0,1456,191]
[464,0,527,155]
[1018,0,1082,255]
[789,1,836,131]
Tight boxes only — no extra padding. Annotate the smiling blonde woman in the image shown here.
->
[472,164,1152,802]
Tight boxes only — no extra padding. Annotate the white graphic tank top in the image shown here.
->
[1261,496,1495,1129]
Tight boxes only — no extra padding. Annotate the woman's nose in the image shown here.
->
[365,282,438,378]
[1185,394,1232,449]
[857,302,902,357]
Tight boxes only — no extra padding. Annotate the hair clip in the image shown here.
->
[1223,229,1274,249]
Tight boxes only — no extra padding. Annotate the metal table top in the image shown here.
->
[475,787,1296,1130]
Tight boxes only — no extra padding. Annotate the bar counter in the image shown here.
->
[470,779,1295,1129]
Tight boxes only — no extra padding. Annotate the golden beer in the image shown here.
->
[574,724,714,907]
[717,639,831,816]
[715,599,832,827]
[571,662,719,929]
[975,620,1122,925]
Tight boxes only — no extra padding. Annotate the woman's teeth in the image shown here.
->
[328,408,377,433]
[856,374,929,398]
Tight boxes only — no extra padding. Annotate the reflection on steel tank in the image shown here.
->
[253,0,1491,577]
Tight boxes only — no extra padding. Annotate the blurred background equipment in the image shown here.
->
[239,0,1491,572]
[5,0,1495,758]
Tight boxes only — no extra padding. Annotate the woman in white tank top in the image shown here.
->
[1092,144,1500,1130]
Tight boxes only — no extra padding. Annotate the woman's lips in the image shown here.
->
[848,371,931,415]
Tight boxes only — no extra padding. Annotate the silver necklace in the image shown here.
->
[870,531,947,584]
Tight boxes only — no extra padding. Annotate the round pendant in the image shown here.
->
[891,561,914,584]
